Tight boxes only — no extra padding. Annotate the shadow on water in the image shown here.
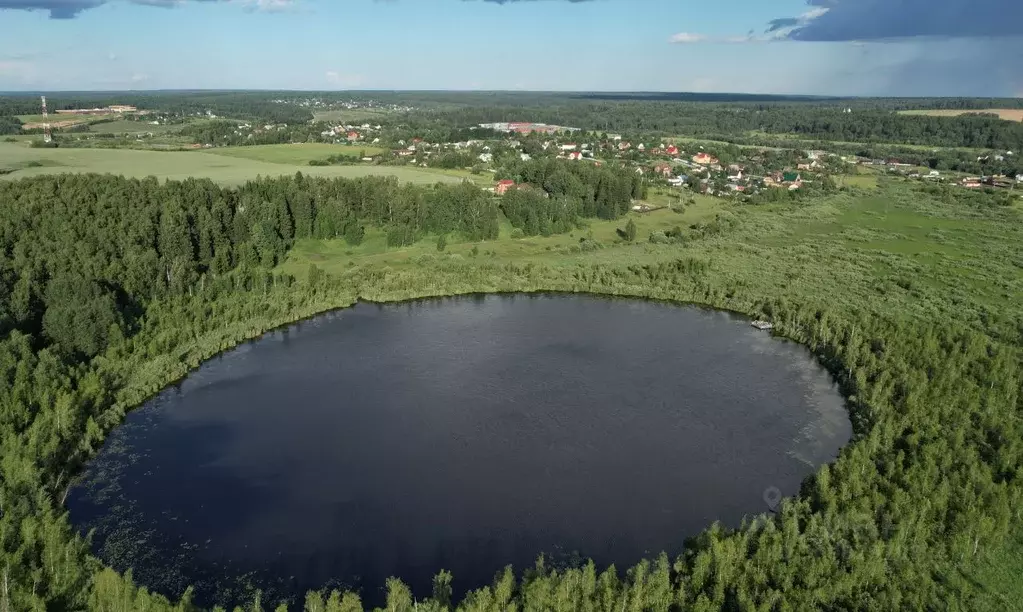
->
[68,294,852,609]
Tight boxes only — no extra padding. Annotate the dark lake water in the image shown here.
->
[68,294,851,608]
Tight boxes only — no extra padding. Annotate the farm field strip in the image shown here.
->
[0,142,460,186]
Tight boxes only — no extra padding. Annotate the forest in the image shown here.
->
[5,91,1023,151]
[0,162,1021,611]
[0,161,635,357]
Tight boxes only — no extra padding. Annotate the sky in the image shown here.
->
[0,0,1021,96]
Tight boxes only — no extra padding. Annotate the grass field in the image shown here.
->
[205,143,386,165]
[899,108,1023,122]
[85,119,185,135]
[18,113,120,130]
[0,142,460,186]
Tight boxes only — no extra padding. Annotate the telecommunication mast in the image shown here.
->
[41,95,52,143]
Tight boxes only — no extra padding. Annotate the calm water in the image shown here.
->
[68,295,850,607]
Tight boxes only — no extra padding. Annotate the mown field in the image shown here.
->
[0,141,459,186]
[899,108,1023,122]
[205,142,386,164]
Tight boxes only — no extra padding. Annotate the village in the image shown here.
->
[294,113,1021,203]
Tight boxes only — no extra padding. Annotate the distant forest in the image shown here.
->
[2,91,1023,149]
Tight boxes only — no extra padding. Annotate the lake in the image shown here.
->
[68,294,851,607]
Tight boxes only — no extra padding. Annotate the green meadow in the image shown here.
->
[205,142,387,165]
[0,141,458,186]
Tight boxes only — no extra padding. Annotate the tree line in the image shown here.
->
[418,104,1023,151]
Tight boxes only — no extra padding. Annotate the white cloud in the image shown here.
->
[669,32,707,44]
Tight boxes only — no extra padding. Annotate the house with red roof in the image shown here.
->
[496,180,516,195]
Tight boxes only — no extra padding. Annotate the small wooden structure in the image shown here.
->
[751,320,774,331]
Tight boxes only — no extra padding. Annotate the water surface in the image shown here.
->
[68,295,850,606]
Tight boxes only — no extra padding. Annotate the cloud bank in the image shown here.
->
[777,0,1023,41]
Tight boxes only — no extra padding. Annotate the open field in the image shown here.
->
[0,142,460,186]
[18,113,120,130]
[204,143,386,165]
[899,109,1023,122]
[84,119,185,134]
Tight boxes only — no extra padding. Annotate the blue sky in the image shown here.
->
[0,0,1020,96]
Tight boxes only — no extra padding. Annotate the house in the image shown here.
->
[479,153,493,163]
[788,182,802,191]
[618,142,632,151]
[797,163,811,171]
[1015,174,1023,182]
[347,131,360,141]
[692,153,718,165]
[782,171,801,183]
[496,180,516,195]
[520,153,532,161]
[962,180,982,189]
[727,170,743,181]
[666,145,679,156]
[567,151,583,161]
[637,143,646,152]
[654,163,673,177]
[561,143,578,151]
[635,167,645,175]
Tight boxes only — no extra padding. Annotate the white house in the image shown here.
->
[560,143,578,151]
[520,153,532,161]
[479,153,493,163]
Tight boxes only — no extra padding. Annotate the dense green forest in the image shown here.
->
[0,115,21,135]
[1,165,1021,611]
